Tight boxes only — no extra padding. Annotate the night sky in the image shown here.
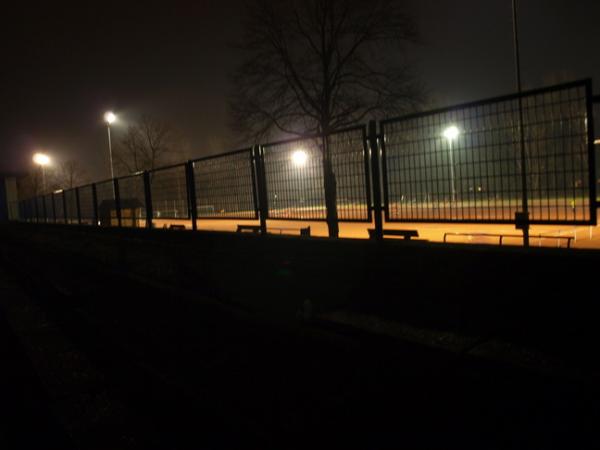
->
[2,0,599,180]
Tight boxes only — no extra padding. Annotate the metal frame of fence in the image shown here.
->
[259,125,372,222]
[115,172,147,228]
[148,163,190,221]
[191,148,259,221]
[380,79,596,226]
[16,79,598,245]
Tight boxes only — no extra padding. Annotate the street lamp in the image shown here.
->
[442,126,460,202]
[104,111,117,180]
[32,152,51,193]
[291,149,308,167]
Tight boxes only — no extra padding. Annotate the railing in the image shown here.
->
[443,232,574,248]
[16,79,598,245]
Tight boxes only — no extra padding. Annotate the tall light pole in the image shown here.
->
[33,152,51,194]
[443,126,460,203]
[104,111,117,180]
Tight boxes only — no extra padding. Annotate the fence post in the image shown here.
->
[185,161,198,231]
[368,120,384,240]
[113,179,122,227]
[254,145,269,235]
[322,134,339,238]
[75,188,82,225]
[586,81,597,224]
[92,184,99,226]
[143,171,153,229]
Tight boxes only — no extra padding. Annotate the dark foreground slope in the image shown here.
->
[0,223,599,449]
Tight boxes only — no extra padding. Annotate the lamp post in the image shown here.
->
[104,111,117,180]
[32,152,51,194]
[442,126,460,203]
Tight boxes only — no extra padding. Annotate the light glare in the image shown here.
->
[33,153,51,166]
[104,111,117,124]
[442,126,460,141]
[292,149,308,167]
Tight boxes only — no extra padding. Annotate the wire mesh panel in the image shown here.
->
[381,80,594,224]
[35,196,45,222]
[53,191,66,223]
[95,180,116,226]
[329,127,371,221]
[262,137,326,220]
[149,165,189,219]
[193,150,257,219]
[116,174,146,227]
[64,189,78,224]
[43,194,54,222]
[78,185,95,225]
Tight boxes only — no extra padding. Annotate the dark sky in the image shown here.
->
[2,0,599,180]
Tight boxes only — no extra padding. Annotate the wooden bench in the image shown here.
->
[169,224,186,230]
[270,226,311,237]
[237,224,262,234]
[368,228,419,240]
[236,224,311,237]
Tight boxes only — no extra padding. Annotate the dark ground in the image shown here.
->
[0,223,599,449]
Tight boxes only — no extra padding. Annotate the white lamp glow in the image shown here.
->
[32,153,51,166]
[442,125,460,141]
[292,149,308,167]
[104,111,117,124]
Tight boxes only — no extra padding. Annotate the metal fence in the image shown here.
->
[17,79,598,239]
[116,173,146,227]
[78,184,95,225]
[150,164,188,220]
[193,149,258,219]
[381,80,594,224]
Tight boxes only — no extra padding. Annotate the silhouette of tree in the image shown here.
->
[55,159,88,190]
[114,115,184,175]
[229,0,423,142]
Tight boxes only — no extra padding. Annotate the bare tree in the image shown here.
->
[114,115,184,175]
[230,0,423,237]
[229,0,423,141]
[55,159,88,190]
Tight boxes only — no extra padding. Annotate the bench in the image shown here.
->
[237,224,262,234]
[168,224,186,230]
[270,226,311,237]
[236,224,311,237]
[368,228,419,240]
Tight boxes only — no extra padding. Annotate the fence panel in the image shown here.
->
[149,165,189,220]
[262,136,326,220]
[192,150,257,220]
[53,191,65,223]
[43,194,54,222]
[262,127,371,221]
[64,189,78,224]
[95,180,117,226]
[381,80,594,224]
[78,185,95,225]
[329,126,371,221]
[35,196,45,222]
[116,174,146,227]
